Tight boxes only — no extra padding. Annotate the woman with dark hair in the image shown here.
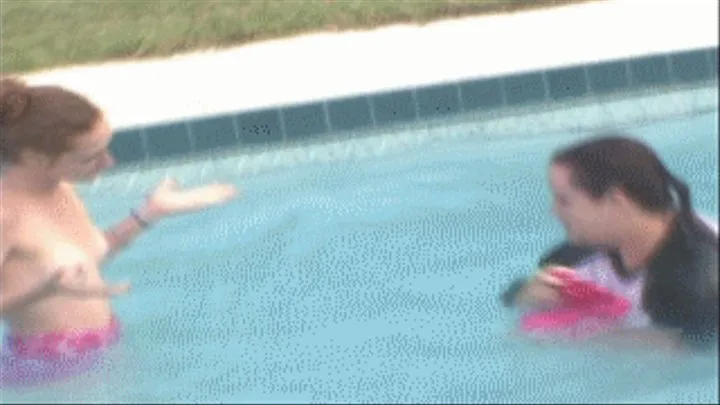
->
[0,78,238,385]
[501,135,718,352]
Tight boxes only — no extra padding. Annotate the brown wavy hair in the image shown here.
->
[0,77,101,164]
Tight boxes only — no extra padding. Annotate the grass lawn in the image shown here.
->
[1,0,597,74]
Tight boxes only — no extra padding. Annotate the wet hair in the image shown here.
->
[0,77,102,164]
[551,135,692,216]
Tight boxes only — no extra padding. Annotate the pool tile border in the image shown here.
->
[109,46,719,168]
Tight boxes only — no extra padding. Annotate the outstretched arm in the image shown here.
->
[102,178,237,261]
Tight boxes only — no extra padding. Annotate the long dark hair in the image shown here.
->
[552,135,718,278]
[552,135,690,215]
[552,135,717,246]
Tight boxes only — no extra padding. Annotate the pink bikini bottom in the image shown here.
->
[0,317,121,388]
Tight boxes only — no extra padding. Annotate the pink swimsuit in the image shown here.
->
[0,317,121,388]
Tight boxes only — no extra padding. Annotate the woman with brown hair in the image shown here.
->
[0,78,238,386]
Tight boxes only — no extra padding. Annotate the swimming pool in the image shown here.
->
[1,111,717,404]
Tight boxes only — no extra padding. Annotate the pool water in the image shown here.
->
[2,112,717,404]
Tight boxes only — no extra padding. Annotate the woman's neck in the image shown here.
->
[0,165,61,196]
[616,210,678,272]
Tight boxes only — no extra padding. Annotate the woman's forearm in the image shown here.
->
[103,206,158,260]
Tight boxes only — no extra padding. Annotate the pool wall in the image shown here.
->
[105,46,718,171]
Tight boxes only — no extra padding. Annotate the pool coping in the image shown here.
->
[106,45,718,172]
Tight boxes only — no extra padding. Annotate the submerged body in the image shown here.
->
[0,143,130,387]
[502,136,719,352]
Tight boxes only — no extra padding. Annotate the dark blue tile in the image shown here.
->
[503,72,546,106]
[188,114,238,154]
[370,90,416,126]
[235,109,283,145]
[459,78,503,111]
[587,61,628,94]
[629,55,670,87]
[670,49,711,83]
[327,96,373,132]
[110,128,145,165]
[281,103,328,141]
[709,48,718,78]
[144,122,192,160]
[546,66,589,101]
[416,83,461,119]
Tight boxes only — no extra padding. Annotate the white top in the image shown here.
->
[572,214,718,329]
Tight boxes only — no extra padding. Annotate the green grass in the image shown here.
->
[1,0,597,74]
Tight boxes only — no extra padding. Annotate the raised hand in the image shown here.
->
[142,178,239,222]
[516,266,577,308]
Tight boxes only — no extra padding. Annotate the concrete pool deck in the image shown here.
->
[19,0,719,171]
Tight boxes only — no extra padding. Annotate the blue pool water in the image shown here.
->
[2,112,717,404]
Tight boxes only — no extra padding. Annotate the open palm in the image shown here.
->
[146,178,239,218]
